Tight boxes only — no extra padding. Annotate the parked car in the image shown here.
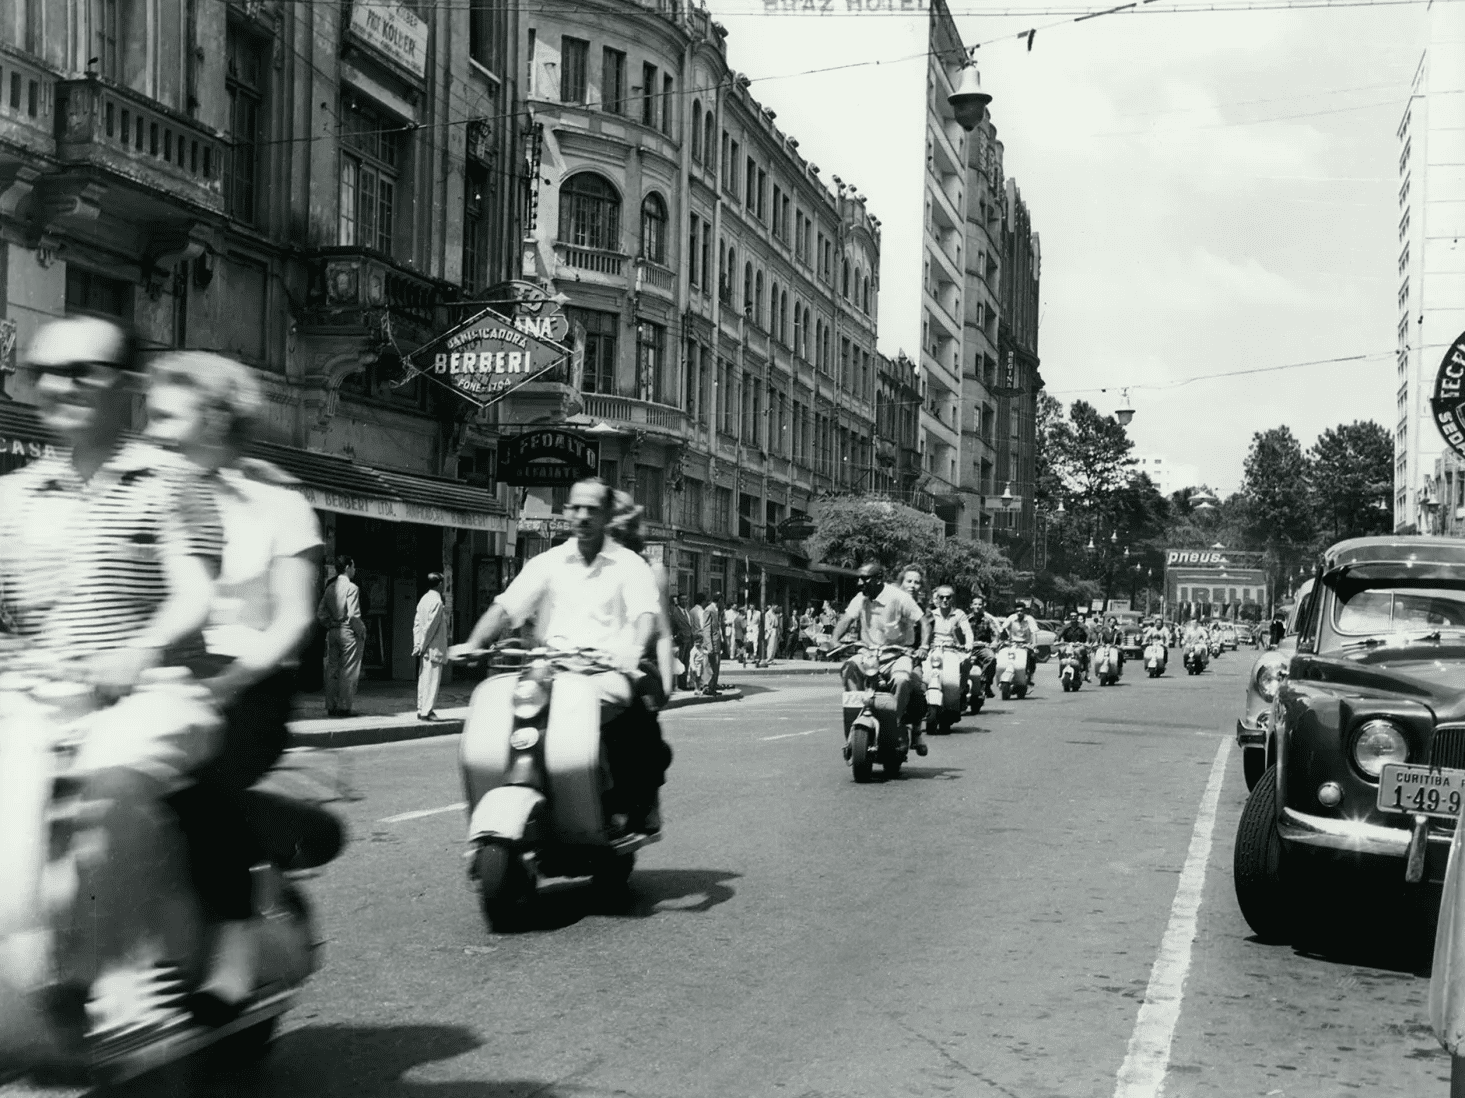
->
[1235,579,1313,790]
[1108,610,1146,659]
[1035,620,1059,662]
[1233,538,1465,944]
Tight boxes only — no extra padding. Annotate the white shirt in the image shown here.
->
[495,538,660,656]
[206,468,323,662]
[844,584,924,647]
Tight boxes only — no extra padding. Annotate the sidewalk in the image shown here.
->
[288,677,745,749]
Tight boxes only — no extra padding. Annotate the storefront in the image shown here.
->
[0,401,56,475]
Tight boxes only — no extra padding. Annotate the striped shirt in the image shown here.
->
[0,439,222,664]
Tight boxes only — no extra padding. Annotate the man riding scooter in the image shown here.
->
[1056,613,1092,682]
[450,478,665,834]
[829,562,928,756]
[968,595,1000,701]
[1000,601,1041,680]
[1141,617,1169,674]
[926,586,974,731]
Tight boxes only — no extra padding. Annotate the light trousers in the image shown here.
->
[417,656,443,717]
[324,627,363,713]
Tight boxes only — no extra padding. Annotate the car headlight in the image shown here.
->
[1352,719,1409,778]
[512,677,549,721]
[1254,655,1289,702]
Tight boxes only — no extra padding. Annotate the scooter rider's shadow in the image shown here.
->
[539,867,740,923]
[205,1023,563,1098]
[887,766,963,781]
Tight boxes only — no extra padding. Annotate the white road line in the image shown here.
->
[760,729,817,741]
[379,802,467,824]
[1113,736,1232,1098]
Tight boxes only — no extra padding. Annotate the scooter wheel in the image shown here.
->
[475,842,533,932]
[850,723,874,783]
[1000,683,1011,701]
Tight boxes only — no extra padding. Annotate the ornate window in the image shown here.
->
[559,172,620,251]
[640,193,667,263]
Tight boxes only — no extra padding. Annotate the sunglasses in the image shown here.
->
[28,361,122,389]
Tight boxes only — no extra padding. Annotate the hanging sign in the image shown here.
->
[406,281,573,407]
[498,429,600,487]
[1432,331,1465,458]
[348,0,427,79]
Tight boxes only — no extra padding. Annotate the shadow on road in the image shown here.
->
[890,766,964,782]
[526,867,742,930]
[190,1023,569,1098]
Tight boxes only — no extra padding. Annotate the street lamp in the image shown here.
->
[948,53,993,132]
[1115,388,1135,427]
[1055,498,1065,514]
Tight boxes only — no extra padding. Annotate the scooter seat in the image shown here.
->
[240,789,346,870]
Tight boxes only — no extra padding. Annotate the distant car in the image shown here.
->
[1108,611,1146,659]
[1034,620,1058,662]
[1220,625,1238,651]
[1235,580,1313,790]
[1233,538,1465,944]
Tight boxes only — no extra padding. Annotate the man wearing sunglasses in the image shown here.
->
[0,316,224,1048]
[828,561,928,756]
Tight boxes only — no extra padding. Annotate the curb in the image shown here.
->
[286,686,745,750]
[723,663,843,676]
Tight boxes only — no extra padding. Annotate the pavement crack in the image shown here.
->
[893,1017,1022,1098]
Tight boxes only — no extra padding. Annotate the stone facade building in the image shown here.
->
[0,0,521,681]
[515,0,881,605]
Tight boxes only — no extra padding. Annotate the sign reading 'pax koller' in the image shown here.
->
[498,429,600,487]
[349,0,427,79]
[1433,331,1465,459]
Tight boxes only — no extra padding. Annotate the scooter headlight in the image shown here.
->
[859,651,880,675]
[930,651,943,669]
[512,677,549,721]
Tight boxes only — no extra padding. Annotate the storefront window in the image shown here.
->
[634,464,663,522]
[559,172,620,251]
[339,99,401,256]
[636,320,665,404]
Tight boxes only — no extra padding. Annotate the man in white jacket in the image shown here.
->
[412,573,448,719]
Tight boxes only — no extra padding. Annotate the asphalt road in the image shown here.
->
[96,652,1463,1095]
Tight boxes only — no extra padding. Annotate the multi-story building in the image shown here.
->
[0,0,522,681]
[1395,1,1465,533]
[516,0,881,606]
[922,0,1041,552]
[874,350,926,507]
[1132,453,1200,498]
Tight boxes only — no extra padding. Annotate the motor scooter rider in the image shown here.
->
[999,601,1040,678]
[449,478,662,834]
[1057,612,1092,681]
[968,594,1000,698]
[829,561,928,756]
[1141,617,1168,670]
[928,586,974,698]
[0,317,225,1046]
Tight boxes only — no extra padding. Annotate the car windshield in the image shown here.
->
[1332,583,1465,636]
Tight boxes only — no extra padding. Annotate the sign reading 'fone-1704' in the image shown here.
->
[430,311,571,399]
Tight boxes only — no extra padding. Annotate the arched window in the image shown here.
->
[863,275,872,314]
[640,193,667,263]
[779,289,788,343]
[691,101,702,162]
[754,270,764,326]
[841,259,850,298]
[854,272,863,312]
[768,280,778,335]
[559,172,621,251]
[814,319,822,367]
[802,306,812,359]
[793,301,803,354]
[704,114,716,172]
[743,262,754,316]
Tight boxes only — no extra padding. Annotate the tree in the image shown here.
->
[920,537,1014,606]
[1308,420,1393,541]
[1241,426,1314,594]
[809,496,944,572]
[1047,399,1137,503]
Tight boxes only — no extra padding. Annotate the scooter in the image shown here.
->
[458,644,664,932]
[841,644,918,782]
[1184,641,1210,674]
[0,670,340,1086]
[1057,643,1085,692]
[1209,638,1223,660]
[1144,640,1167,678]
[995,643,1032,701]
[923,640,968,736]
[1094,643,1123,686]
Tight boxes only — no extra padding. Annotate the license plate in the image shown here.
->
[1377,763,1465,819]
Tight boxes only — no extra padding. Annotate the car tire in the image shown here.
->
[1242,747,1266,791]
[1233,765,1293,944]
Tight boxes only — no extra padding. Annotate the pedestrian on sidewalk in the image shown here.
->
[747,603,763,664]
[726,602,744,664]
[318,554,366,716]
[412,572,448,719]
[764,602,783,661]
[669,593,695,690]
[701,592,723,694]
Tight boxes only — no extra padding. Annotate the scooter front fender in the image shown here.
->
[468,786,547,845]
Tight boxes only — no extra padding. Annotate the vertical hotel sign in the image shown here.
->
[348,1,428,79]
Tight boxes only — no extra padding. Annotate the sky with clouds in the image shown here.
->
[704,0,1427,494]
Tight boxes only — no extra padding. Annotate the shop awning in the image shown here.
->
[247,440,509,533]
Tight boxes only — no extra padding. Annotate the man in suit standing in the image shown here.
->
[412,572,448,719]
[669,593,695,690]
[318,554,367,716]
[700,591,723,695]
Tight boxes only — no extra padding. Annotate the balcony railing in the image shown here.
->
[582,393,688,434]
[307,248,457,331]
[54,76,223,213]
[634,257,674,295]
[556,242,625,277]
[0,44,56,157]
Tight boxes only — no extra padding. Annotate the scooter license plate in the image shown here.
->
[1376,763,1465,819]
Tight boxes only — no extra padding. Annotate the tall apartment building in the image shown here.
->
[875,350,926,507]
[518,0,881,605]
[923,0,1042,555]
[1395,0,1465,533]
[0,0,522,680]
